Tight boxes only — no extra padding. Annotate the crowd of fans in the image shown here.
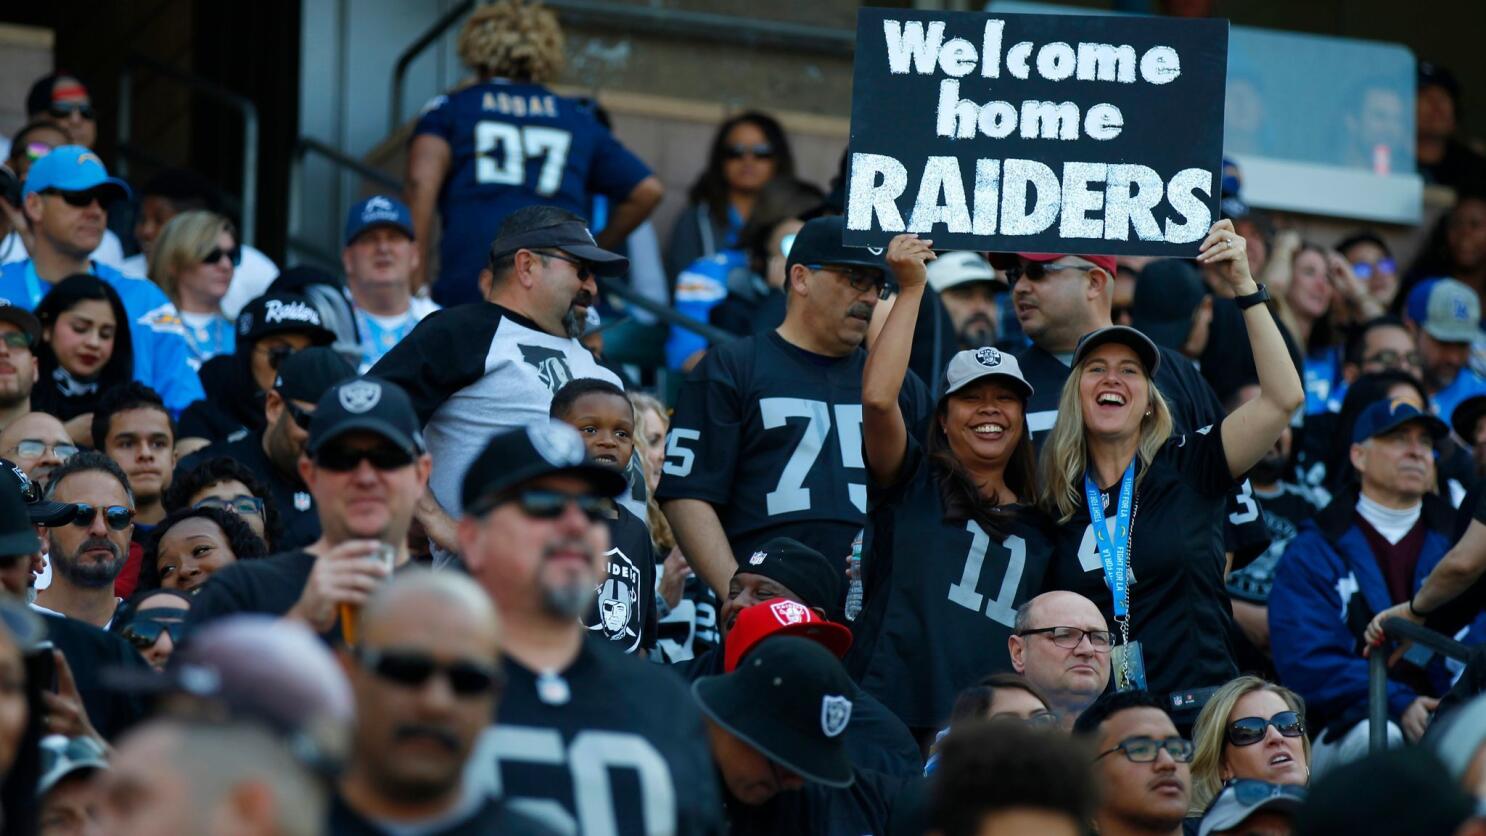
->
[1,0,1486,834]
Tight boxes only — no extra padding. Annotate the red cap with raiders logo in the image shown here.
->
[724,599,853,673]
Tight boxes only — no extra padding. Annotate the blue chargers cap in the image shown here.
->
[1352,397,1448,445]
[344,195,415,246]
[21,145,131,203]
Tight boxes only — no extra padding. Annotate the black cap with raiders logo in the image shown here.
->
[487,215,629,277]
[0,471,39,558]
[461,422,628,515]
[307,376,424,457]
[0,457,73,526]
[236,292,337,346]
[693,635,857,789]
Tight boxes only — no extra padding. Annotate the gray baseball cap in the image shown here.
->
[943,347,1033,400]
[927,251,1004,293]
[1420,278,1481,343]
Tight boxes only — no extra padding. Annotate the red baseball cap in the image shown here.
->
[724,600,854,673]
[988,252,1118,277]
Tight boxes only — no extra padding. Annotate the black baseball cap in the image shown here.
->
[1073,325,1162,375]
[461,422,627,515]
[0,303,40,347]
[784,216,885,277]
[693,636,857,789]
[235,293,337,346]
[274,346,356,406]
[0,457,73,526]
[488,219,629,277]
[1132,260,1208,353]
[306,377,424,457]
[0,473,39,558]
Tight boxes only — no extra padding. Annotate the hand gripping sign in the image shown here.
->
[845,9,1228,256]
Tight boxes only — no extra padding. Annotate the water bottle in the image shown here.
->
[844,529,865,622]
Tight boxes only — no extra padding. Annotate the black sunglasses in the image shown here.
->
[1226,710,1305,747]
[48,103,95,120]
[487,488,613,522]
[356,648,504,697]
[0,332,30,351]
[201,246,242,267]
[724,143,774,160]
[807,264,890,299]
[1003,261,1089,285]
[537,250,594,280]
[256,343,296,370]
[314,445,414,473]
[41,188,101,208]
[69,503,134,531]
[282,401,314,430]
[1096,735,1194,763]
[120,617,185,651]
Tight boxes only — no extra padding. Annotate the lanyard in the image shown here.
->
[1084,460,1136,621]
[22,261,48,309]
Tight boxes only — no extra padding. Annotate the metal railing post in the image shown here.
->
[1368,646,1389,753]
[597,277,734,346]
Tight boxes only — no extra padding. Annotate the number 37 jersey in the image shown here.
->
[657,331,930,566]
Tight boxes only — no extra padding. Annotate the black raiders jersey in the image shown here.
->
[468,636,723,835]
[582,506,658,654]
[657,330,930,566]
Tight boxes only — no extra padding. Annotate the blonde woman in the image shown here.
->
[404,0,663,305]
[629,391,694,611]
[1188,676,1310,815]
[148,209,237,367]
[1039,220,1303,729]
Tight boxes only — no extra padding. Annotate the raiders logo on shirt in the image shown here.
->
[519,344,575,393]
[584,547,643,652]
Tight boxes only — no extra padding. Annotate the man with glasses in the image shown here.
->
[0,304,39,431]
[188,376,430,634]
[331,570,557,835]
[178,346,355,550]
[1074,690,1193,836]
[459,421,722,834]
[33,451,134,628]
[371,205,630,553]
[0,411,77,486]
[0,146,204,414]
[1009,591,1114,730]
[162,456,275,545]
[660,215,929,598]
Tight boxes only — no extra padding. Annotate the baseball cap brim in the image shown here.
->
[555,244,630,277]
[1073,325,1162,375]
[463,462,628,515]
[1451,395,1486,441]
[692,677,854,789]
[0,307,41,346]
[942,368,1033,400]
[1199,793,1304,836]
[309,417,422,458]
[1424,322,1480,344]
[348,219,415,244]
[725,620,855,673]
[28,499,76,527]
[1365,413,1449,445]
[37,756,106,797]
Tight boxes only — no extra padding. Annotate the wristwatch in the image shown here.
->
[1235,284,1270,310]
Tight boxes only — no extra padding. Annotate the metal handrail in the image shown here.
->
[1368,617,1471,752]
[597,277,733,346]
[285,137,404,268]
[388,0,856,132]
[116,54,260,246]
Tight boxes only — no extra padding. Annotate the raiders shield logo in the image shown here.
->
[338,380,382,414]
[518,344,575,393]
[769,599,810,626]
[974,347,1002,367]
[585,547,641,652]
[820,694,852,738]
[527,422,586,467]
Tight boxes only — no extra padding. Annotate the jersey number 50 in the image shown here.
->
[474,121,571,195]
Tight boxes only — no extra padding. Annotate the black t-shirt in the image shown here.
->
[657,330,930,566]
[178,435,321,549]
[582,506,658,654]
[42,613,149,741]
[466,635,723,835]
[847,435,1053,728]
[656,575,720,663]
[327,793,560,836]
[1044,429,1240,695]
[724,768,913,836]
[184,550,316,632]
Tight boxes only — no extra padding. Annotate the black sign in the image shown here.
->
[844,9,1228,256]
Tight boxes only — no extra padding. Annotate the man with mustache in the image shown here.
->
[33,450,133,627]
[1271,398,1486,774]
[371,205,629,554]
[660,215,929,598]
[460,422,721,834]
[330,570,557,835]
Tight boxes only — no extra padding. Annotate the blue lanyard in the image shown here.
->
[1084,460,1136,619]
[22,261,48,309]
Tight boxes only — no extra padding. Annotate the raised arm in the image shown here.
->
[1365,518,1486,647]
[596,176,664,251]
[1199,219,1305,478]
[404,134,452,296]
[864,234,935,487]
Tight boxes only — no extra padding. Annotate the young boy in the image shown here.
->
[550,378,657,655]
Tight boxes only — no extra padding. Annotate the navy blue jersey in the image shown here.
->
[656,331,932,569]
[414,81,652,305]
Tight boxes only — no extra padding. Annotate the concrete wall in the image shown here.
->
[0,24,54,141]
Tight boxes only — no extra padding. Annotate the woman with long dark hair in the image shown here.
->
[665,111,795,278]
[31,274,134,447]
[846,233,1051,735]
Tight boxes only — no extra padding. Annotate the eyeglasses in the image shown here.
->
[314,445,415,473]
[1016,626,1115,652]
[725,143,775,161]
[1003,261,1089,285]
[192,495,266,518]
[69,503,134,531]
[9,439,78,462]
[1226,710,1305,747]
[356,648,505,697]
[0,332,30,350]
[500,488,613,522]
[807,264,890,299]
[1096,736,1194,763]
[120,617,185,651]
[201,246,242,267]
[48,103,95,121]
[537,250,594,281]
[1218,779,1308,806]
[254,343,296,370]
[1351,258,1396,280]
[40,188,101,209]
[1363,349,1422,370]
[282,400,314,430]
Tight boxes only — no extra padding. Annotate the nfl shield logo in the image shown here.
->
[820,695,852,738]
[293,491,312,512]
[748,551,767,566]
[769,599,810,625]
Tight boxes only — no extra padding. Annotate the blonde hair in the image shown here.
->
[148,210,235,305]
[627,391,675,552]
[1188,675,1310,814]
[458,0,564,83]
[1038,355,1174,522]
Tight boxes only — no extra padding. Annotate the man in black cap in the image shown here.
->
[371,205,629,553]
[458,421,721,834]
[187,376,431,636]
[178,346,356,549]
[1132,260,1213,361]
[659,214,930,598]
[0,303,40,432]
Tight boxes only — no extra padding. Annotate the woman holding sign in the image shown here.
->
[1039,219,1302,730]
[847,232,1053,734]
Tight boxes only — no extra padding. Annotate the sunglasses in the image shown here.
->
[1351,258,1396,280]
[41,188,102,208]
[0,332,30,351]
[497,488,613,522]
[192,495,265,518]
[807,264,890,299]
[1003,261,1089,285]
[1016,626,1115,652]
[201,246,242,267]
[314,445,414,473]
[1227,710,1305,747]
[282,400,314,430]
[120,617,185,651]
[70,503,134,531]
[48,103,95,121]
[356,648,504,697]
[1096,735,1194,763]
[10,439,78,462]
[724,143,775,161]
[255,343,296,370]
[537,250,594,280]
